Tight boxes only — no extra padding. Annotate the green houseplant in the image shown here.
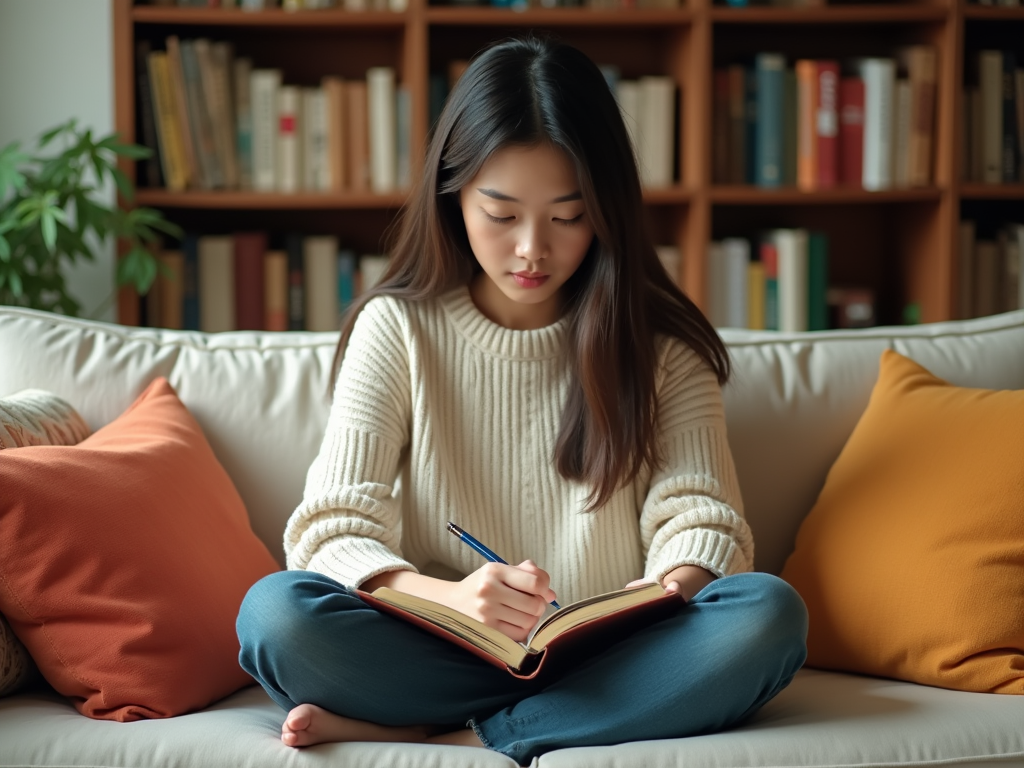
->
[0,119,181,318]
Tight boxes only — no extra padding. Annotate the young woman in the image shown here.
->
[236,35,807,764]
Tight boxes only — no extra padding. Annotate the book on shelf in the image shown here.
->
[713,48,936,190]
[358,582,683,678]
[615,76,677,189]
[958,221,1024,319]
[964,51,1024,184]
[134,40,163,189]
[138,34,408,195]
[145,232,392,332]
[708,229,829,331]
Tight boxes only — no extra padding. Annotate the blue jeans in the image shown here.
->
[236,570,807,765]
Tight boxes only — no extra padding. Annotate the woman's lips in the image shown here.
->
[512,272,550,288]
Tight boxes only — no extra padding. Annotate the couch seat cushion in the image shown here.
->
[1,670,1021,768]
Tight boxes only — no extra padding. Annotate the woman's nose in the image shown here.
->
[515,225,547,261]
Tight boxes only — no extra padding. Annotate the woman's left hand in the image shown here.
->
[625,565,717,602]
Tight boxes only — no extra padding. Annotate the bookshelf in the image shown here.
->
[112,0,1024,329]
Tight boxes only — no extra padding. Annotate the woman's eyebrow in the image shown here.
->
[477,188,582,204]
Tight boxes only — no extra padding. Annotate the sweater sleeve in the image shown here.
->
[640,338,754,582]
[283,296,415,587]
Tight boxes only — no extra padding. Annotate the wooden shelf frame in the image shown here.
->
[113,0,1023,326]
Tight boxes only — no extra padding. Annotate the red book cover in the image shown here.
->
[816,61,841,189]
[233,231,267,331]
[840,77,865,187]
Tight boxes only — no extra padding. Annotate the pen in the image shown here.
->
[446,521,560,609]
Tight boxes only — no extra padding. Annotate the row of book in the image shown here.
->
[142,233,390,332]
[712,47,938,191]
[138,36,410,194]
[151,0,408,10]
[706,230,876,331]
[962,50,1024,184]
[957,221,1024,321]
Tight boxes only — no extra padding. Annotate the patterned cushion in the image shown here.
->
[0,389,92,697]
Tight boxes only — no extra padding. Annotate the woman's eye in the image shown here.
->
[555,214,584,226]
[483,211,514,224]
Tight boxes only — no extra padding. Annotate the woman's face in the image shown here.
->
[460,142,595,330]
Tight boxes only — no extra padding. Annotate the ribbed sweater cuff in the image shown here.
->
[305,536,418,589]
[645,528,749,583]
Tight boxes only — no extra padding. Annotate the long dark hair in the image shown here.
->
[331,35,729,511]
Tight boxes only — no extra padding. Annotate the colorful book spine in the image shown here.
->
[816,61,840,189]
[840,77,865,187]
[807,231,829,331]
[264,249,288,332]
[755,53,785,188]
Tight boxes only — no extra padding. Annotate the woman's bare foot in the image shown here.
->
[281,703,433,748]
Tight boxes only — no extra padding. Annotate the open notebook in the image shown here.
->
[358,582,685,678]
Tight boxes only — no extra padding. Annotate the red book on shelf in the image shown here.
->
[840,77,865,187]
[234,231,267,331]
[816,61,841,189]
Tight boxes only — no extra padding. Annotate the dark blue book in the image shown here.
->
[745,67,758,184]
[755,53,785,189]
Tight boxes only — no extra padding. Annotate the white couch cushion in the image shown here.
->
[2,670,1021,768]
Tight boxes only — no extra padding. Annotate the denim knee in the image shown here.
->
[734,572,809,672]
[236,570,338,672]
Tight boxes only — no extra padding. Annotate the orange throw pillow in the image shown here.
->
[0,378,280,720]
[780,350,1024,694]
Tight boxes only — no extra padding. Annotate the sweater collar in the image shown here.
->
[439,284,568,360]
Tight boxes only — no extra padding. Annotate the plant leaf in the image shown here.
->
[111,167,134,202]
[8,269,23,297]
[0,235,9,262]
[38,119,75,148]
[40,210,57,251]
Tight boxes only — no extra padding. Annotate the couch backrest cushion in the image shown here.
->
[2,307,1022,574]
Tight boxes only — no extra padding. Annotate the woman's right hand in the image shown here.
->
[440,560,557,644]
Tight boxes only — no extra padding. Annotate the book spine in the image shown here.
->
[198,235,236,333]
[839,77,865,187]
[724,66,745,185]
[251,69,281,192]
[707,241,726,327]
[134,40,163,188]
[181,233,200,330]
[303,235,340,332]
[165,35,199,188]
[146,52,189,192]
[907,45,937,187]
[323,76,348,193]
[182,39,223,189]
[747,260,766,331]
[368,67,397,193]
[775,228,809,332]
[796,59,818,191]
[233,231,267,330]
[816,61,840,189]
[156,250,184,330]
[1017,69,1024,182]
[359,255,390,292]
[722,238,750,329]
[860,58,895,191]
[346,80,370,191]
[1002,52,1019,182]
[211,42,239,189]
[755,53,785,189]
[958,219,976,319]
[286,232,305,331]
[782,67,798,187]
[807,231,829,331]
[396,86,411,191]
[893,79,912,188]
[277,85,302,193]
[761,239,779,331]
[264,250,289,332]
[638,76,676,189]
[337,249,356,318]
[978,50,1003,183]
[234,57,253,190]
[713,69,731,184]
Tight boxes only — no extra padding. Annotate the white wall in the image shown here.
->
[0,0,116,322]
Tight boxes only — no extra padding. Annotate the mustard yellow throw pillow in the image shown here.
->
[780,350,1024,694]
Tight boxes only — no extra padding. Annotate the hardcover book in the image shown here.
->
[358,582,683,678]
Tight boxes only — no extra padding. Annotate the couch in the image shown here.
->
[0,303,1022,768]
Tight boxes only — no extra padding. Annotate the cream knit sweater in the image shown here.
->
[284,286,754,606]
